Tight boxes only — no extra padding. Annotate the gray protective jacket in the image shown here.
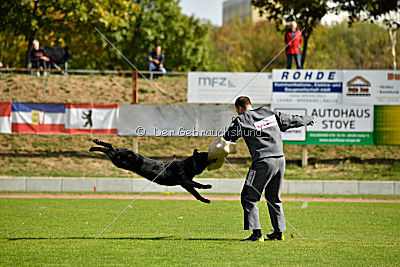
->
[223,106,313,161]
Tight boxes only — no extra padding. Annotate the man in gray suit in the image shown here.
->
[223,96,314,242]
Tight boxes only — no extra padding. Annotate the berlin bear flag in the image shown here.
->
[0,102,11,134]
[11,103,66,134]
[65,104,118,134]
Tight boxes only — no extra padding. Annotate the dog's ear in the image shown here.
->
[193,149,199,155]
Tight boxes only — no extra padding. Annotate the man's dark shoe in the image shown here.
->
[240,234,264,242]
[267,231,284,240]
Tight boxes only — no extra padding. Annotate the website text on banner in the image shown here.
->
[187,72,272,104]
[342,70,400,105]
[272,104,374,145]
[272,69,342,105]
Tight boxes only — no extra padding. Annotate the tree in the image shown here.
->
[251,0,330,67]
[0,0,212,71]
[210,20,285,71]
[306,22,395,69]
[0,0,138,68]
[384,11,400,70]
[251,0,399,68]
[122,0,211,71]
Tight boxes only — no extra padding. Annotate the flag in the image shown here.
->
[65,104,118,134]
[11,103,66,134]
[0,102,11,134]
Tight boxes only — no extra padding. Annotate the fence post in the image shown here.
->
[132,71,138,104]
[132,71,139,153]
[302,145,308,167]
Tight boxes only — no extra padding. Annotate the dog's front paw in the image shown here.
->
[204,184,212,189]
[201,198,211,204]
[89,147,96,152]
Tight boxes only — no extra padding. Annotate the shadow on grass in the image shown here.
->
[0,152,399,166]
[7,236,238,241]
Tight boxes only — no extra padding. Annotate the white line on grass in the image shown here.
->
[94,158,176,239]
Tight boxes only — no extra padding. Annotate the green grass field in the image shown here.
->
[1,198,399,265]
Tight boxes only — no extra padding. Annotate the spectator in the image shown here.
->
[29,40,50,76]
[147,45,166,79]
[285,21,303,69]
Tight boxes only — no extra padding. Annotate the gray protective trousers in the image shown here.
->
[241,156,286,232]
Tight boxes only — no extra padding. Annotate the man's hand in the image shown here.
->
[40,56,50,61]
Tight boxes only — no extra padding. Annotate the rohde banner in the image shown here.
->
[343,70,400,105]
[272,104,374,145]
[187,72,272,104]
[272,69,342,104]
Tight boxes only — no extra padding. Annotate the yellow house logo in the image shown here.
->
[346,76,371,97]
[31,110,45,125]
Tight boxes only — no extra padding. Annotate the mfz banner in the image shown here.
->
[187,72,272,104]
[272,104,374,145]
[272,70,343,105]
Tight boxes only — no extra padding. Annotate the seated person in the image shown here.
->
[29,39,50,76]
[147,44,166,79]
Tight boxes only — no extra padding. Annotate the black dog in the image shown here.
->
[89,139,215,203]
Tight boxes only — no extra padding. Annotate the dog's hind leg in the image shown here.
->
[89,146,107,153]
[92,139,114,151]
[182,184,211,204]
[191,181,212,189]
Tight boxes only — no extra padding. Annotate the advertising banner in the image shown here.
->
[65,103,118,135]
[0,102,11,134]
[272,104,374,145]
[342,70,400,105]
[11,103,66,134]
[118,104,236,137]
[188,72,272,104]
[272,69,343,105]
[374,105,400,145]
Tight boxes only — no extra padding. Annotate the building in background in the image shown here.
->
[223,0,264,24]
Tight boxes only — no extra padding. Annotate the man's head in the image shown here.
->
[235,96,252,115]
[155,45,162,55]
[290,21,297,31]
[33,40,40,50]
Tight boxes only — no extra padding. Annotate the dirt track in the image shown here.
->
[0,193,399,203]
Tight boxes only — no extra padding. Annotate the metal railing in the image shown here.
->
[0,68,187,76]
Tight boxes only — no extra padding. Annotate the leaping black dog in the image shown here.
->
[89,139,216,203]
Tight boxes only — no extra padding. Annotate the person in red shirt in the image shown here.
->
[284,21,302,69]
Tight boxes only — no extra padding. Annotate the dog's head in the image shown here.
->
[191,149,217,175]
